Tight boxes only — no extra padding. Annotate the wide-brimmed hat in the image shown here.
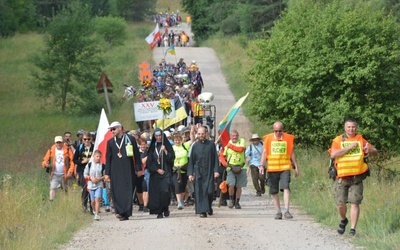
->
[249,134,261,141]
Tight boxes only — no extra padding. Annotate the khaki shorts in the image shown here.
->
[334,175,365,205]
[50,174,66,190]
[226,170,247,187]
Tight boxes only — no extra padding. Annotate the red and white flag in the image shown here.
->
[93,108,113,164]
[145,24,161,50]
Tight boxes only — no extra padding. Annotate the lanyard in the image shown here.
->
[114,135,124,157]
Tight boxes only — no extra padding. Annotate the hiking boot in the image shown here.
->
[275,212,283,220]
[284,211,293,219]
[235,203,241,209]
[228,200,234,208]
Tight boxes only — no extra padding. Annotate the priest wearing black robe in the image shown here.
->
[188,127,220,218]
[148,128,175,218]
[105,121,141,221]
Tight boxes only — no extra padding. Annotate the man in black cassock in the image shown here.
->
[147,128,175,218]
[105,121,141,221]
[188,127,220,218]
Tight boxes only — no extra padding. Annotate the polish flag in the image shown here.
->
[93,108,113,164]
[145,24,161,50]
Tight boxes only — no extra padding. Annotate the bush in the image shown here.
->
[94,16,127,46]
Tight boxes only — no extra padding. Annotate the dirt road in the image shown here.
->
[61,23,355,250]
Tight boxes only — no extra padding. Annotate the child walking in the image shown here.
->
[84,150,105,220]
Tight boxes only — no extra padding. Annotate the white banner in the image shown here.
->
[134,100,176,122]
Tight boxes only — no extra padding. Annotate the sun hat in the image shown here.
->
[249,133,261,141]
[108,121,122,129]
[54,136,63,143]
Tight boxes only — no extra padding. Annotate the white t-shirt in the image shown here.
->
[54,149,64,175]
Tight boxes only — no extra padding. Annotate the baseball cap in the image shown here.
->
[108,121,122,129]
[54,136,63,143]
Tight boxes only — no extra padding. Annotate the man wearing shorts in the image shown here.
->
[223,130,247,209]
[330,119,377,236]
[260,121,299,219]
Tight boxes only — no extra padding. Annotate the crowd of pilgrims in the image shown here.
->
[45,57,232,221]
[52,122,228,221]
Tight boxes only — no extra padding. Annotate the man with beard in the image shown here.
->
[147,128,175,218]
[105,121,141,221]
[188,127,220,218]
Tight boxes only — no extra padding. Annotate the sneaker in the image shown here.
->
[256,192,261,197]
[177,202,184,210]
[208,208,213,216]
[228,200,234,209]
[94,214,101,221]
[138,204,144,211]
[157,213,163,219]
[284,211,293,219]
[105,206,111,212]
[349,229,356,236]
[200,213,207,218]
[275,212,283,220]
[234,203,241,209]
[143,206,149,212]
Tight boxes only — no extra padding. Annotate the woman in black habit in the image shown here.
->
[147,128,175,218]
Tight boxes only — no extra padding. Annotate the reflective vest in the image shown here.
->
[263,133,294,172]
[223,138,246,170]
[191,102,203,117]
[332,134,368,177]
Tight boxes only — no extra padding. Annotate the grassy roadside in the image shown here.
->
[0,22,154,249]
[205,32,400,249]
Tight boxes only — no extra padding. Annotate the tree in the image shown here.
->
[116,0,156,22]
[32,1,105,114]
[248,0,400,152]
[94,16,127,46]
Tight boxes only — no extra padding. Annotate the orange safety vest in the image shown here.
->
[191,102,203,117]
[331,134,369,178]
[262,133,294,172]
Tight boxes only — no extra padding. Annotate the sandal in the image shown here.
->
[337,218,348,235]
[349,229,356,236]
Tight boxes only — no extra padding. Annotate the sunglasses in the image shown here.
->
[83,138,91,141]
[274,130,283,133]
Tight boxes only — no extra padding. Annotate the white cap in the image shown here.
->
[54,136,63,143]
[108,121,122,129]
[164,131,171,137]
[177,125,185,132]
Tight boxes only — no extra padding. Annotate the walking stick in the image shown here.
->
[218,169,226,208]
